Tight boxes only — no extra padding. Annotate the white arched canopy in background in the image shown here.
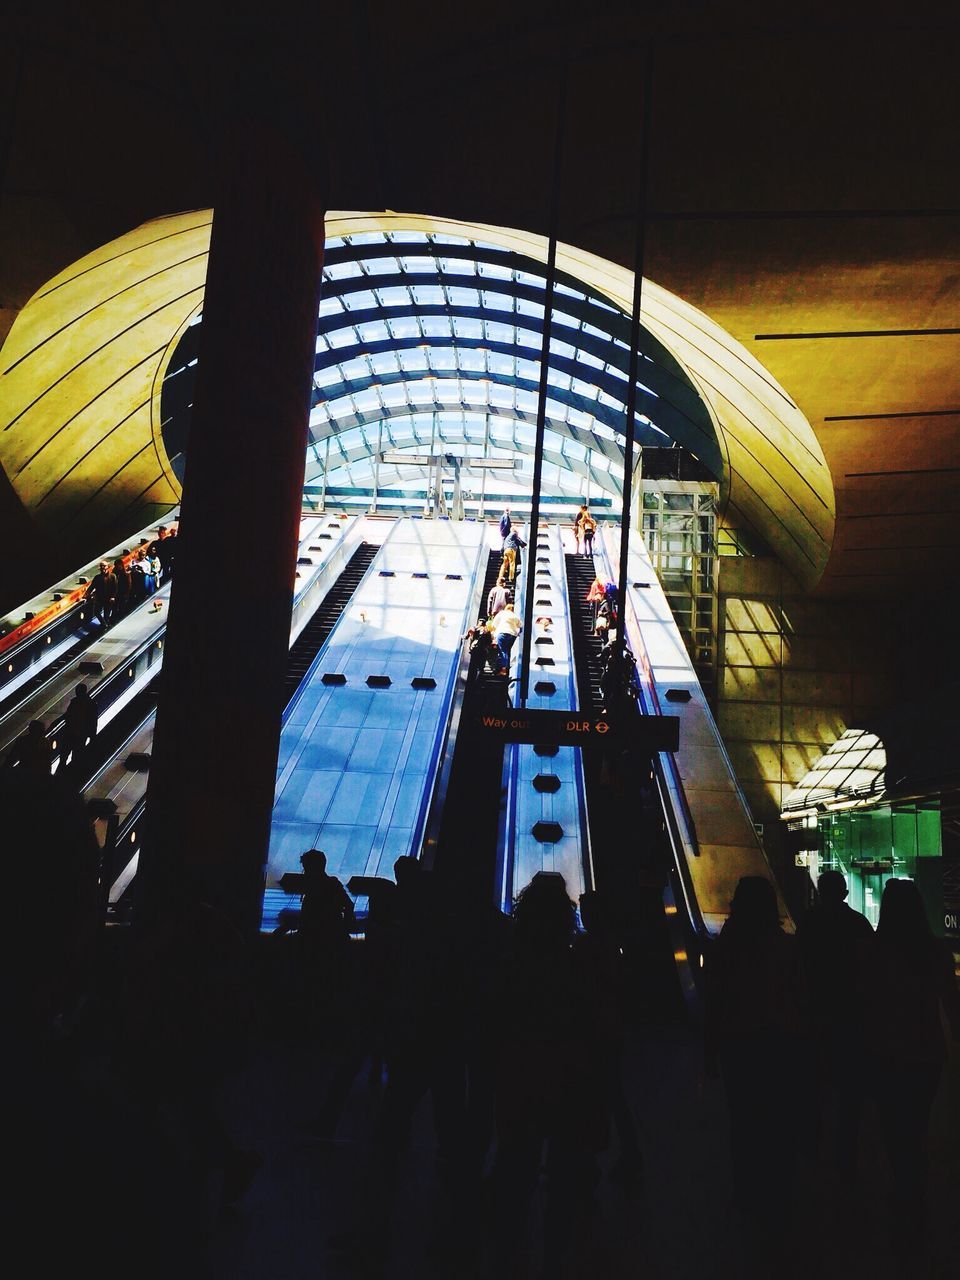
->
[0,208,834,588]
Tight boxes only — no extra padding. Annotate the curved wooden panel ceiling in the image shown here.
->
[0,209,834,588]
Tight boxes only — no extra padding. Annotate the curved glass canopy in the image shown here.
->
[161,228,719,513]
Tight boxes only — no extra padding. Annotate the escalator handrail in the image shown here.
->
[408,528,491,864]
[594,532,709,942]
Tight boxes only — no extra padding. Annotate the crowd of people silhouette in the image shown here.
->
[7,744,958,1280]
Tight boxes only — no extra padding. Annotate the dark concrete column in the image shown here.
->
[139,127,325,936]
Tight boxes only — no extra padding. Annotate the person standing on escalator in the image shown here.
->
[490,602,522,675]
[60,683,98,775]
[500,528,526,585]
[486,581,509,619]
[3,719,53,777]
[86,561,117,628]
[499,507,512,548]
[572,504,589,555]
[581,512,597,557]
[113,557,131,617]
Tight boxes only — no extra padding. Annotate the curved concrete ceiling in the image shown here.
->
[0,208,834,588]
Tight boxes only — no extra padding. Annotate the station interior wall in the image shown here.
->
[715,553,953,882]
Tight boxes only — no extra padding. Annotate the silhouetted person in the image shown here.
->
[122,886,263,1211]
[4,719,53,777]
[158,523,177,580]
[797,869,873,1175]
[465,622,498,682]
[492,873,612,1275]
[704,876,805,1275]
[148,524,175,581]
[867,878,960,1252]
[2,765,100,1032]
[577,889,643,1183]
[392,854,433,928]
[372,857,464,1158]
[60,683,98,775]
[298,848,354,958]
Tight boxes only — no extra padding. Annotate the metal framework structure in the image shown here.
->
[0,209,834,589]
[161,230,720,513]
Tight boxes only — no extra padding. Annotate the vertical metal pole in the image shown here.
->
[478,415,490,518]
[319,435,330,511]
[427,411,437,516]
[371,419,383,512]
[633,446,644,530]
[519,71,567,707]
[616,42,654,626]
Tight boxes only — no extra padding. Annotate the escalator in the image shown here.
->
[565,542,687,1014]
[106,541,382,920]
[282,542,379,705]
[431,548,512,900]
[565,552,605,713]
[265,518,489,920]
[564,550,663,888]
[72,525,376,918]
[590,526,790,982]
[0,513,177,711]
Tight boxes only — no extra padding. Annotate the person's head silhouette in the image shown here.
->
[817,868,849,906]
[394,855,421,887]
[300,849,327,875]
[728,875,779,933]
[877,878,932,949]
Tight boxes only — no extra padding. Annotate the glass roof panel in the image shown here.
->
[453,318,483,339]
[324,260,364,281]
[356,256,395,277]
[397,349,429,373]
[437,257,477,276]
[516,298,545,319]
[327,329,356,349]
[370,352,398,375]
[398,256,439,274]
[448,286,482,308]
[421,317,451,337]
[478,260,513,280]
[386,317,421,339]
[338,357,369,381]
[483,292,516,313]
[343,289,377,310]
[165,223,710,515]
[376,287,410,308]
